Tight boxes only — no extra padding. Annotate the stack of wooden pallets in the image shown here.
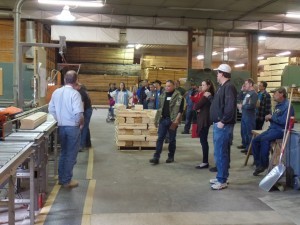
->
[115,107,158,150]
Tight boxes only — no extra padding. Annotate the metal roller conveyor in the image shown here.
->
[0,141,35,225]
[5,132,44,142]
[0,141,33,186]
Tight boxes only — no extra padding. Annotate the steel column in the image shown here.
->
[204,29,214,69]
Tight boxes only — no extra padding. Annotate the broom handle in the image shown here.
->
[282,88,294,143]
[279,129,291,163]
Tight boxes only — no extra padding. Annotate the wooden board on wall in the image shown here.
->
[0,20,26,63]
[0,68,3,95]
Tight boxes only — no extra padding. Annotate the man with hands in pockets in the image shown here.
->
[204,64,237,190]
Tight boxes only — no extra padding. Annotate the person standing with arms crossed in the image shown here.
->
[149,80,184,164]
[49,70,84,188]
[205,64,237,190]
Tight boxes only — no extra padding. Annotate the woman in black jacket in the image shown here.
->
[194,79,215,169]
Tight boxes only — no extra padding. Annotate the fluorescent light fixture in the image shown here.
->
[38,0,104,7]
[286,12,300,18]
[234,63,245,68]
[276,51,291,56]
[212,51,218,56]
[224,47,236,52]
[196,54,204,60]
[57,5,75,21]
[135,44,142,50]
[126,44,135,48]
[258,36,266,41]
[257,56,264,60]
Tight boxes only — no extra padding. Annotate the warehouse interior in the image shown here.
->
[1,0,300,224]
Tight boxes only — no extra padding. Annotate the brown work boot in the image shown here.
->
[63,180,79,188]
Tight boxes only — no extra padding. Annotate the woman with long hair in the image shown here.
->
[110,82,133,107]
[194,79,215,169]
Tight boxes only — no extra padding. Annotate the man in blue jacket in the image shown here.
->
[252,87,294,176]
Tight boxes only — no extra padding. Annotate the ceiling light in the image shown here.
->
[126,44,135,48]
[57,5,75,21]
[258,36,266,41]
[234,63,245,68]
[286,12,300,18]
[212,51,218,56]
[276,51,291,56]
[38,0,104,7]
[224,47,236,52]
[135,44,142,50]
[257,56,264,60]
[196,54,204,60]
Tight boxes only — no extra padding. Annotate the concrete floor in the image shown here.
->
[1,108,300,225]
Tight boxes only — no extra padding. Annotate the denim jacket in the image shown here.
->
[269,99,294,130]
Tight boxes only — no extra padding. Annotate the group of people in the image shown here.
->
[150,63,294,191]
[107,79,185,110]
[49,65,294,191]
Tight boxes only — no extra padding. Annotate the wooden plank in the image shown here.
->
[117,135,146,141]
[117,124,148,129]
[267,57,289,64]
[20,112,47,130]
[146,136,158,142]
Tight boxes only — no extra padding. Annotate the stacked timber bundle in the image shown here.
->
[258,57,290,92]
[115,107,158,150]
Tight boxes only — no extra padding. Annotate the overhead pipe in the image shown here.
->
[13,0,26,107]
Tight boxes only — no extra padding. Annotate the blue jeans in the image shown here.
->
[81,107,93,148]
[241,119,246,147]
[154,118,177,159]
[183,108,193,133]
[199,126,210,163]
[58,126,81,185]
[213,123,234,183]
[241,115,256,149]
[252,128,283,168]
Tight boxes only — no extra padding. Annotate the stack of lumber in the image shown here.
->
[66,47,134,64]
[289,57,300,65]
[78,74,139,105]
[115,108,158,149]
[142,69,187,84]
[79,63,141,76]
[142,56,188,69]
[258,57,289,91]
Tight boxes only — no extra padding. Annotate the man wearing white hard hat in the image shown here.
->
[204,64,237,190]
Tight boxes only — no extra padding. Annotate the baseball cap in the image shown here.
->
[215,64,232,74]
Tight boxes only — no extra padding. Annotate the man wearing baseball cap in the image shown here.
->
[204,64,237,190]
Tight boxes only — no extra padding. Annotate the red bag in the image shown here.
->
[191,123,199,138]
